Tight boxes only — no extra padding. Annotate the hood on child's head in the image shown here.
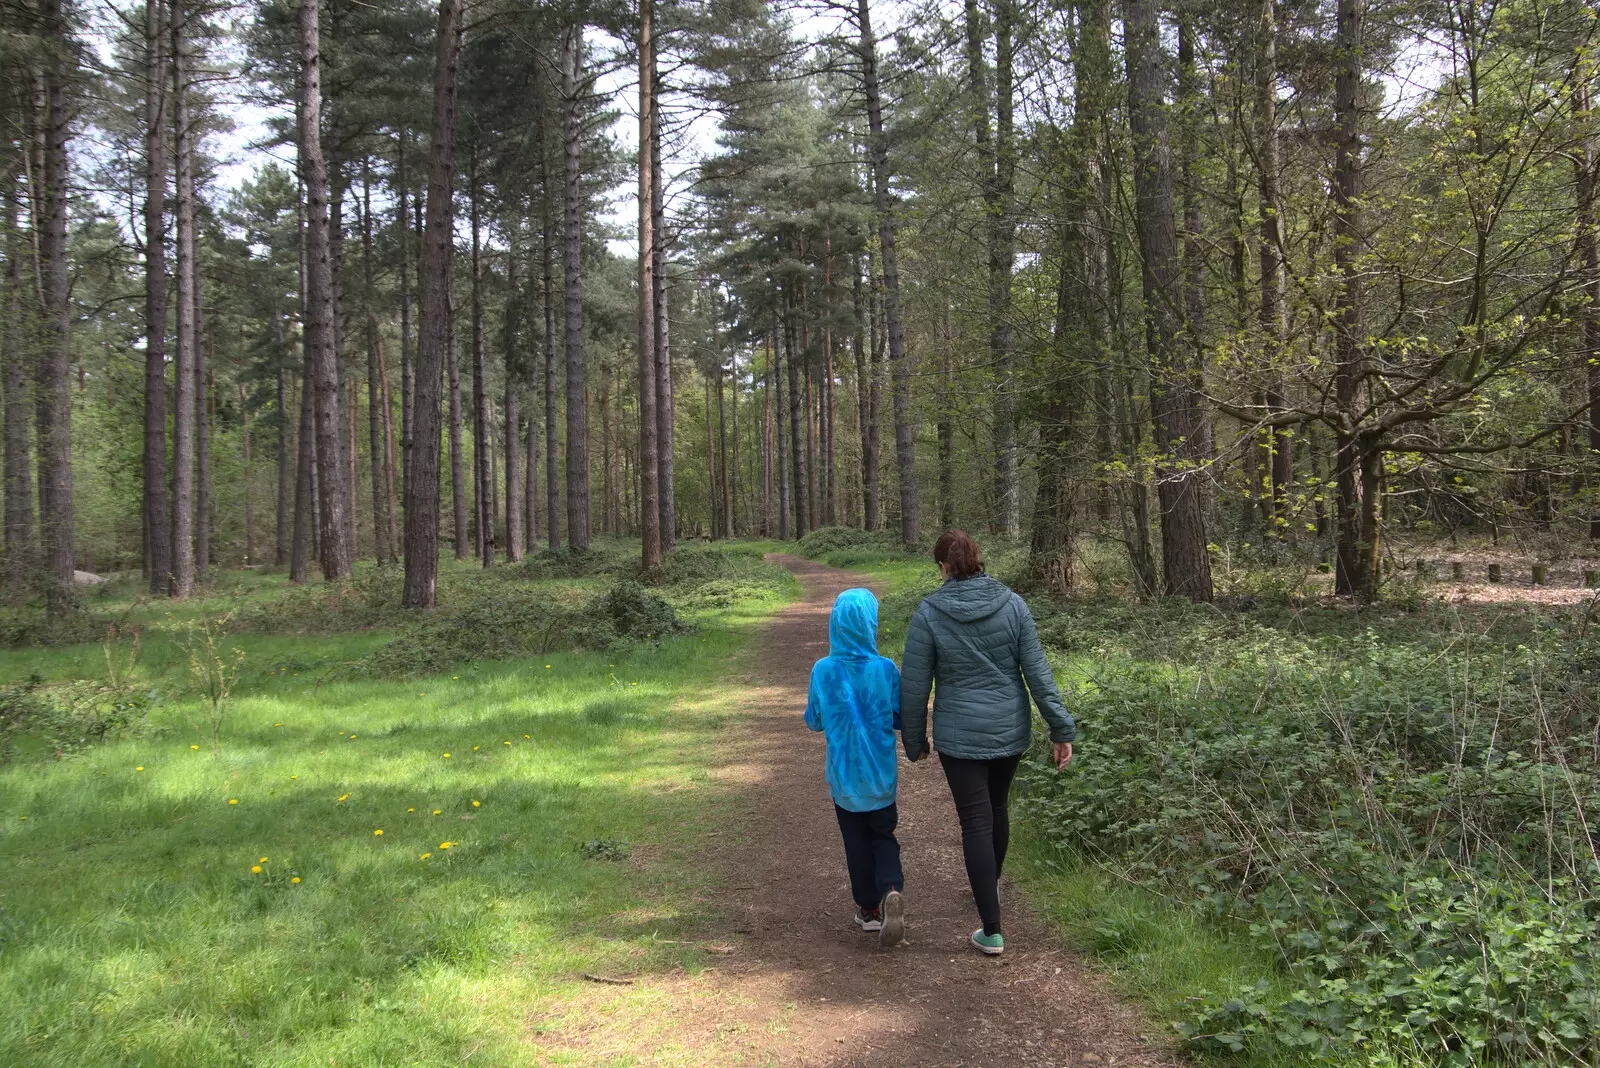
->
[828,588,879,660]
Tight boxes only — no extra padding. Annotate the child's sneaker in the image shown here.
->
[854,906,883,932]
[879,890,905,947]
[970,929,1004,955]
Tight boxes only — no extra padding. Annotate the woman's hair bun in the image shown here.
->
[933,530,984,579]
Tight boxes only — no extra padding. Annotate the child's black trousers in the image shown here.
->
[833,802,903,909]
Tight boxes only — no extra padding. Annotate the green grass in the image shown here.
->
[0,557,795,1067]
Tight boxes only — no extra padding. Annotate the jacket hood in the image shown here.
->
[829,588,880,659]
[925,573,1011,623]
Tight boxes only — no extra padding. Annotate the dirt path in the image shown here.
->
[536,556,1181,1067]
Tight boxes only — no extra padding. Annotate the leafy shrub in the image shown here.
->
[1,637,154,763]
[1021,610,1600,1064]
[521,544,634,581]
[0,607,121,649]
[597,581,685,644]
[798,526,896,557]
[658,545,792,608]
[364,586,591,677]
[362,580,685,678]
[237,568,403,635]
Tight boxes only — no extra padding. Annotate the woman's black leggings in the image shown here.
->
[939,752,1022,937]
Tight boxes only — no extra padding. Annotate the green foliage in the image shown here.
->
[0,632,154,763]
[235,568,405,635]
[797,526,896,557]
[1022,610,1600,1064]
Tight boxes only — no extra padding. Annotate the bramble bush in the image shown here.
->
[1020,606,1600,1065]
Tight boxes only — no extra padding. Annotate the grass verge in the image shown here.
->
[0,556,795,1067]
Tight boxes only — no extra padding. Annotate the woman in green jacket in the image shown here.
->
[900,530,1074,956]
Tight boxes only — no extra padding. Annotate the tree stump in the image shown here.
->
[1531,565,1547,586]
[1451,562,1464,581]
[1487,563,1502,584]
[1585,569,1598,589]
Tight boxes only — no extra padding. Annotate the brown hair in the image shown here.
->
[933,530,984,580]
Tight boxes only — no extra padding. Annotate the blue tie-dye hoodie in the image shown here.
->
[804,588,903,812]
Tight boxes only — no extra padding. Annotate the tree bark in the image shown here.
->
[775,326,790,539]
[143,0,170,592]
[858,0,917,546]
[784,299,808,536]
[448,293,467,559]
[361,160,392,565]
[1255,0,1292,526]
[637,0,662,570]
[196,314,211,581]
[1581,76,1600,539]
[561,25,590,550]
[1123,0,1213,601]
[169,0,197,598]
[469,152,493,566]
[652,54,676,553]
[543,213,560,549]
[1332,0,1376,598]
[299,0,353,582]
[402,0,465,609]
[504,232,524,563]
[239,382,254,564]
[398,131,414,517]
[291,361,315,585]
[852,255,878,530]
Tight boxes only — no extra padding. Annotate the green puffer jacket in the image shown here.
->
[899,574,1075,760]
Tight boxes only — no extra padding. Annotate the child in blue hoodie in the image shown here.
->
[804,587,906,947]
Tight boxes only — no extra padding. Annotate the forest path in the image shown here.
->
[534,555,1181,1067]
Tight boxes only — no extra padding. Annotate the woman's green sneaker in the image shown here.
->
[970,929,1004,955]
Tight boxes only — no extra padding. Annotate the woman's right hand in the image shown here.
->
[1052,742,1073,769]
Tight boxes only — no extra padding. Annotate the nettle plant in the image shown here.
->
[1024,613,1600,1064]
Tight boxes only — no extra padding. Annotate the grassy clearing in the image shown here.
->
[0,548,795,1067]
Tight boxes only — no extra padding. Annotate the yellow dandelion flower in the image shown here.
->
[524,734,530,739]
[337,794,349,802]
[407,808,415,813]
[228,799,239,805]
[420,852,431,860]
[452,676,459,680]
[17,816,25,821]
[472,746,479,751]
[545,664,551,669]
[191,745,200,750]
[472,800,481,808]
[440,842,453,849]
[135,766,144,771]
[291,775,298,780]
[374,829,384,836]
[349,735,357,740]
[259,856,268,863]
[250,865,262,874]
[503,741,511,746]
[432,809,441,815]
[442,753,451,759]
[291,876,301,884]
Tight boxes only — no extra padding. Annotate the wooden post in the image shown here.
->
[1451,561,1463,581]
[1487,563,1501,583]
[1585,568,1598,588]
[1531,564,1547,586]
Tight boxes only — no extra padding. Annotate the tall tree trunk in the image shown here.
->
[717,356,731,537]
[1255,0,1292,526]
[504,232,524,563]
[169,0,197,598]
[969,0,1018,537]
[858,0,917,546]
[784,301,808,537]
[142,0,170,592]
[2,178,32,575]
[291,362,315,583]
[398,131,414,517]
[448,295,467,559]
[852,256,878,530]
[1177,16,1213,485]
[276,352,288,566]
[1123,0,1213,601]
[1332,0,1376,598]
[300,0,353,582]
[1581,78,1600,539]
[196,314,211,581]
[402,0,465,609]
[561,25,590,550]
[652,59,676,553]
[469,152,493,567]
[239,382,254,563]
[33,5,71,610]
[637,0,662,570]
[542,218,560,550]
[775,326,790,539]
[361,160,391,565]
